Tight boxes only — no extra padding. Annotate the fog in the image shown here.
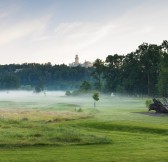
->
[0,90,65,98]
[0,91,66,108]
[0,90,94,110]
[0,90,138,111]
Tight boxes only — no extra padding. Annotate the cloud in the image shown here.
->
[0,15,50,45]
[0,0,168,64]
[0,10,9,19]
[53,22,115,50]
[0,3,19,20]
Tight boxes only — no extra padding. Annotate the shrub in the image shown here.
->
[145,99,152,107]
[65,90,71,96]
[76,107,83,112]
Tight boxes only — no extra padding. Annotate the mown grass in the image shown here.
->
[0,92,167,161]
[0,116,110,147]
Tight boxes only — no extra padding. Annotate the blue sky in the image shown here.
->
[0,0,168,64]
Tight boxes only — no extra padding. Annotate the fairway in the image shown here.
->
[0,91,168,162]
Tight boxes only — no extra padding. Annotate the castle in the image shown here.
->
[69,55,93,68]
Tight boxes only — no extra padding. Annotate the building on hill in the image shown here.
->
[69,55,93,68]
[81,60,93,68]
[69,55,80,67]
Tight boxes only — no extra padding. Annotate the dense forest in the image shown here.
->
[0,63,93,90]
[0,40,168,97]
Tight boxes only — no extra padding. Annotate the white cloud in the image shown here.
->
[0,3,18,20]
[0,10,9,19]
[0,1,168,64]
[0,15,50,45]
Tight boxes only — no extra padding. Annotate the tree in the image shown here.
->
[0,74,20,90]
[104,54,124,93]
[65,90,71,96]
[137,43,162,96]
[0,63,93,91]
[92,59,104,91]
[79,81,91,92]
[34,81,44,93]
[161,40,168,53]
[158,53,168,97]
[92,92,99,108]
[122,52,142,95]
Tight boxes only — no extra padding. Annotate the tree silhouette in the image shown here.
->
[92,92,99,108]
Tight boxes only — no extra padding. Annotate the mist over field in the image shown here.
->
[0,90,65,98]
[0,90,95,110]
[0,0,168,161]
[0,90,64,103]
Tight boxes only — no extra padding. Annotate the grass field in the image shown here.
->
[0,91,167,162]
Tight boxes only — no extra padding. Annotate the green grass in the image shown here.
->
[0,92,167,161]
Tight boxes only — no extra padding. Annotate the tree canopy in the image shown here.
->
[92,40,168,97]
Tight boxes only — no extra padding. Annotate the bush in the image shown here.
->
[76,107,83,112]
[65,90,71,96]
[145,99,152,108]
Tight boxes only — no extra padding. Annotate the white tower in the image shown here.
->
[75,55,79,64]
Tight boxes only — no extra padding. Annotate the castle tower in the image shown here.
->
[75,55,79,64]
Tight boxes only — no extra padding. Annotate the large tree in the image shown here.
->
[92,59,104,91]
[158,53,168,97]
[122,52,142,95]
[137,43,162,96]
[104,54,124,93]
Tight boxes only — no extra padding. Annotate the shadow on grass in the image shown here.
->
[79,121,168,135]
[134,111,168,117]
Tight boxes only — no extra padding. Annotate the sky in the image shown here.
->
[0,0,168,65]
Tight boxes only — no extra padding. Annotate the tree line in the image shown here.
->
[0,40,167,97]
[0,63,93,90]
[92,40,168,97]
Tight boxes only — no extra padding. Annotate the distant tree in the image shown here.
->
[79,81,91,92]
[161,40,168,53]
[92,92,99,108]
[65,90,71,96]
[35,86,41,93]
[0,63,93,91]
[92,59,104,91]
[0,74,20,90]
[34,81,44,93]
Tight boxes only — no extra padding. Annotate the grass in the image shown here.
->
[0,91,167,161]
[0,117,109,147]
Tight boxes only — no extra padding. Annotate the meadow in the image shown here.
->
[0,91,167,162]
